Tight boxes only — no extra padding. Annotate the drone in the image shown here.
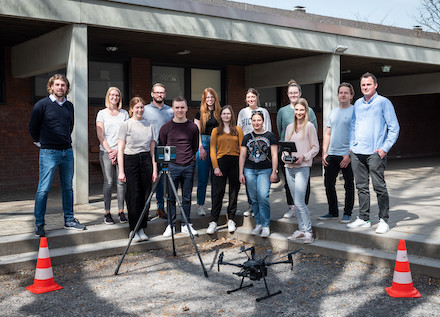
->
[217,245,302,302]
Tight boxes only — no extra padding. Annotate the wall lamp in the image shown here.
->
[333,45,348,54]
[177,49,191,55]
[105,45,119,52]
[381,65,392,73]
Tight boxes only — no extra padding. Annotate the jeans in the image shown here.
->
[350,152,389,222]
[168,163,195,226]
[99,151,125,211]
[324,155,354,217]
[211,156,240,222]
[34,148,75,226]
[279,151,311,205]
[243,168,271,227]
[196,135,212,205]
[285,167,312,233]
[124,152,152,231]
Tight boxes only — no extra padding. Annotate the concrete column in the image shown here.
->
[67,24,89,205]
[322,54,340,138]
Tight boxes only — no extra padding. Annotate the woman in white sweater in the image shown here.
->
[283,98,319,244]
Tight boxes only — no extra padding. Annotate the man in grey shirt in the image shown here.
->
[143,83,174,218]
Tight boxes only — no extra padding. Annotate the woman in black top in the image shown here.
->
[193,88,221,216]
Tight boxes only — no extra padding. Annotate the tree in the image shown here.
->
[417,0,440,33]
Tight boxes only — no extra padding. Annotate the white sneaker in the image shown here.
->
[243,205,253,217]
[137,229,149,241]
[304,232,314,244]
[227,220,237,233]
[347,217,372,228]
[206,221,217,234]
[261,227,270,238]
[130,231,141,242]
[162,225,175,237]
[197,205,206,216]
[182,223,199,236]
[283,206,296,218]
[287,230,305,240]
[376,219,390,234]
[251,224,263,235]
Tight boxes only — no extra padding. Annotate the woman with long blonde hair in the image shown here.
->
[283,98,319,244]
[96,87,129,225]
[193,88,221,216]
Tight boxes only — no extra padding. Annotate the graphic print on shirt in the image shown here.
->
[246,135,270,163]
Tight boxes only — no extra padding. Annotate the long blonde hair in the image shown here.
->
[288,98,310,140]
[105,87,123,109]
[199,88,221,133]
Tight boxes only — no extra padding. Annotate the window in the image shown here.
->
[0,48,5,104]
[191,68,221,102]
[258,87,278,114]
[89,61,127,106]
[152,66,184,99]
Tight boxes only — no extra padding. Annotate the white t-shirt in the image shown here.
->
[237,106,272,135]
[96,108,129,152]
[118,118,156,155]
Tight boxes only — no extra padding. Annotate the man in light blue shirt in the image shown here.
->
[347,73,400,234]
[143,83,174,218]
[319,83,355,223]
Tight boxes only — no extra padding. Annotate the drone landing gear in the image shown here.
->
[226,276,282,302]
[226,276,253,294]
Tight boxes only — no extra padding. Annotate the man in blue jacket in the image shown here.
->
[29,74,86,237]
[347,72,400,234]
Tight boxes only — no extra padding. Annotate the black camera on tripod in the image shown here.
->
[155,146,177,163]
[279,141,298,163]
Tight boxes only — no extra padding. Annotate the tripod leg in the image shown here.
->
[114,171,163,275]
[163,167,176,256]
[166,171,209,278]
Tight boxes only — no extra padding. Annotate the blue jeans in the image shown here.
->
[285,167,312,233]
[168,163,195,226]
[34,148,75,226]
[243,168,271,227]
[196,135,212,205]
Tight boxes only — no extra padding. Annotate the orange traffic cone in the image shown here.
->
[26,237,63,294]
[385,239,421,298]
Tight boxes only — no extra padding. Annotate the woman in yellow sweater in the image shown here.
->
[207,105,244,234]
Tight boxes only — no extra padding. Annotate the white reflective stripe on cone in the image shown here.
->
[396,250,408,262]
[35,267,54,280]
[392,271,413,284]
[37,247,50,259]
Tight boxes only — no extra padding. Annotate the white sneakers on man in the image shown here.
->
[162,225,175,237]
[251,224,262,235]
[197,205,206,216]
[375,219,390,234]
[206,221,217,235]
[261,227,270,238]
[227,220,237,233]
[181,223,199,236]
[283,205,296,218]
[347,217,372,228]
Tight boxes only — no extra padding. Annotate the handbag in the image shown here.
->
[251,133,280,183]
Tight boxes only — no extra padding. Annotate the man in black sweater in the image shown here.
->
[29,74,86,237]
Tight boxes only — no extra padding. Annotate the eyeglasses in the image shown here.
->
[251,110,263,116]
[153,91,165,95]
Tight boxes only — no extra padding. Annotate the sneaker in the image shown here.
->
[35,224,45,237]
[283,206,296,218]
[163,225,176,237]
[376,219,390,234]
[104,213,115,225]
[130,231,141,242]
[137,229,149,241]
[197,205,206,216]
[347,217,371,228]
[287,230,305,240]
[340,215,352,223]
[318,213,338,220]
[227,220,237,233]
[64,218,86,231]
[261,227,270,238]
[243,205,253,217]
[304,232,314,244]
[251,224,263,235]
[206,221,217,235]
[181,223,199,236]
[118,212,128,224]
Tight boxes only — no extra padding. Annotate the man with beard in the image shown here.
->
[143,83,174,219]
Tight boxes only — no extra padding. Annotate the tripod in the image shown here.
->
[114,164,208,277]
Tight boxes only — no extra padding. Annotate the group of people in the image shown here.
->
[30,72,399,245]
